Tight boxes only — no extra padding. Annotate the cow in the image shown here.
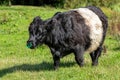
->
[27,6,108,70]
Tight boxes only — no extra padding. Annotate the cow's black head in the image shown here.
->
[27,16,47,49]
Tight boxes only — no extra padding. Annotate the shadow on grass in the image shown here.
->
[0,61,75,77]
[113,47,120,51]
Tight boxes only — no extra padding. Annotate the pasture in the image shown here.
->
[0,6,120,80]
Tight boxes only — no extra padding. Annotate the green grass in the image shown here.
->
[0,6,120,80]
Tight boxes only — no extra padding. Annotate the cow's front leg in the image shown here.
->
[53,52,60,70]
[50,47,60,70]
[74,45,84,67]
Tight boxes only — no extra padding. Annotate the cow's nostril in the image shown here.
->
[27,41,33,48]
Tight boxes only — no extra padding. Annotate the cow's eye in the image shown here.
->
[35,30,38,35]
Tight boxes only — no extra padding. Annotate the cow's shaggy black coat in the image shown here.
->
[27,6,108,70]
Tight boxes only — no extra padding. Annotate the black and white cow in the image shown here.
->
[27,6,108,70]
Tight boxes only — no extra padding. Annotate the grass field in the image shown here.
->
[0,6,120,80]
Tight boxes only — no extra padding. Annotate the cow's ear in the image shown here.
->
[46,18,57,31]
[33,16,43,24]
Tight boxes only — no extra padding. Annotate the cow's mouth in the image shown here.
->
[27,42,36,49]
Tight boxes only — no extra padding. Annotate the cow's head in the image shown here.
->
[27,16,47,49]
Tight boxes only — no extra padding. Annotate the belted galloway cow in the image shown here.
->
[27,6,108,70]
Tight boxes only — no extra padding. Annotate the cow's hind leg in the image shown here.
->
[90,46,103,66]
[74,45,84,67]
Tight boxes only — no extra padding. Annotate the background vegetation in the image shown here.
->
[0,0,120,8]
[0,0,120,80]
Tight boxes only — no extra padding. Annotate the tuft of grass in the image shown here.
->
[0,6,120,80]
